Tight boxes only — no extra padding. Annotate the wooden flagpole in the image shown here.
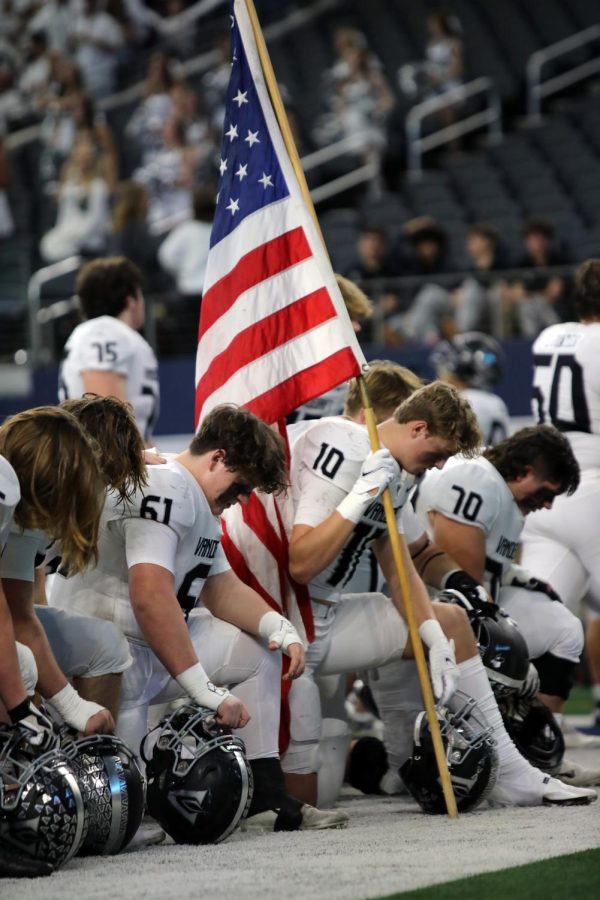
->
[242,0,458,819]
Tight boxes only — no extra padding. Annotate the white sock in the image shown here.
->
[592,684,600,703]
[554,712,564,729]
[452,655,538,779]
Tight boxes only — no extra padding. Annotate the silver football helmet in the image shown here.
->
[0,724,86,867]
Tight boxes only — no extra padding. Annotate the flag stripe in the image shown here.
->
[220,521,277,608]
[203,196,295,294]
[242,493,289,608]
[197,286,334,402]
[238,347,361,423]
[196,320,361,421]
[196,255,329,382]
[200,226,312,333]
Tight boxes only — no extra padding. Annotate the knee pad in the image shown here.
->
[533,653,577,700]
[317,718,352,808]
[16,642,38,696]
[281,674,322,775]
[347,736,388,794]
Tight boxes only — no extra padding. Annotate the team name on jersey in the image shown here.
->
[194,536,220,559]
[495,536,519,560]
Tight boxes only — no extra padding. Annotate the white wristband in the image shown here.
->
[47,683,104,733]
[418,618,447,650]
[258,610,303,652]
[336,490,371,524]
[176,661,230,711]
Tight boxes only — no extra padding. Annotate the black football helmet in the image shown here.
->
[502,699,565,774]
[400,692,498,814]
[142,703,253,844]
[437,590,530,699]
[0,724,86,867]
[66,735,146,855]
[430,332,505,390]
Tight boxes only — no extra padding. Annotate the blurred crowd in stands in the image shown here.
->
[0,2,597,359]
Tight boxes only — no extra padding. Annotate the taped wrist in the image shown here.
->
[258,610,302,652]
[47,683,104,732]
[337,490,372,524]
[418,618,447,650]
[176,661,230,711]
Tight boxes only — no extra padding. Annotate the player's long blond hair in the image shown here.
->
[0,407,105,573]
[61,394,147,502]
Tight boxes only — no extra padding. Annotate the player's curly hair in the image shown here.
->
[394,381,482,456]
[573,259,600,320]
[0,407,105,573]
[76,256,144,320]
[190,405,288,494]
[60,394,147,502]
[485,425,580,495]
[344,360,423,422]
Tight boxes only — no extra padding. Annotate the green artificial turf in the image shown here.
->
[377,848,600,900]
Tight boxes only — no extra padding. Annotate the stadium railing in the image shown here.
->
[527,23,600,122]
[405,77,503,180]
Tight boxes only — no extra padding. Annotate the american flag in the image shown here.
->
[195,1,366,677]
[194,0,366,426]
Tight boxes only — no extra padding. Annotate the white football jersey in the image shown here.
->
[0,455,20,554]
[462,388,509,446]
[1,527,50,581]
[51,459,230,642]
[291,417,416,601]
[59,315,160,443]
[532,321,600,470]
[414,454,523,601]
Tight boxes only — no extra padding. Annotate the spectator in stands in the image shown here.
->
[109,180,159,272]
[158,185,214,298]
[39,130,110,263]
[346,226,398,282]
[465,223,507,273]
[201,33,231,131]
[68,0,124,100]
[27,0,71,55]
[17,30,51,118]
[314,28,394,162]
[159,0,197,60]
[400,217,450,275]
[157,185,214,352]
[499,273,561,338]
[519,217,569,268]
[398,8,464,102]
[133,115,195,224]
[126,52,176,162]
[170,80,217,179]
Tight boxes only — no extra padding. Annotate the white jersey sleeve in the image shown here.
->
[290,418,414,601]
[414,455,524,601]
[292,418,371,528]
[0,528,49,582]
[532,322,600,469]
[0,456,20,553]
[59,316,160,443]
[415,457,501,536]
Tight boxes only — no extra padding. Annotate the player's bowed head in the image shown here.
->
[60,393,148,503]
[0,406,105,573]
